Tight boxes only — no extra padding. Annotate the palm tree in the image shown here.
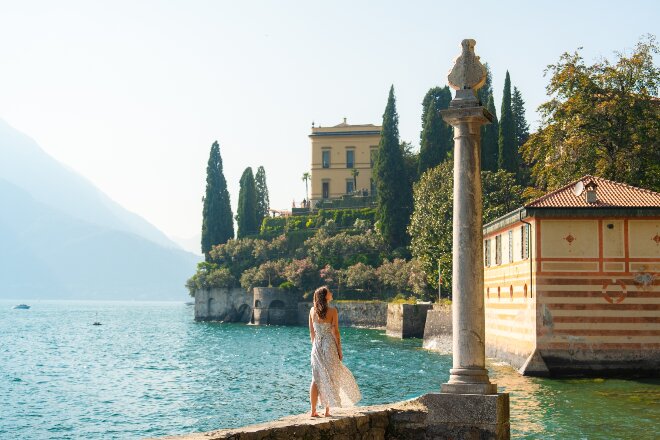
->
[350,168,359,193]
[302,172,310,201]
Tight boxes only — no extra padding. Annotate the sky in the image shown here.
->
[0,0,658,247]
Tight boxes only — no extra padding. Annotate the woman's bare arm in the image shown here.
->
[332,308,342,360]
[309,308,315,343]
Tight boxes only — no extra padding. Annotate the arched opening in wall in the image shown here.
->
[207,297,214,318]
[268,300,287,325]
[237,304,250,322]
[255,300,262,308]
[497,287,501,301]
[510,285,514,301]
[524,284,528,299]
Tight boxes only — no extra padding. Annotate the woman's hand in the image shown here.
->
[338,349,343,361]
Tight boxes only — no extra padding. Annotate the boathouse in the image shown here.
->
[483,176,659,376]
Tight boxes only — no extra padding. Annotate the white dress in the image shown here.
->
[310,310,362,407]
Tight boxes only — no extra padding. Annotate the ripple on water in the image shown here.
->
[1,300,658,440]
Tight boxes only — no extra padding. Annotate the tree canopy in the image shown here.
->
[255,166,270,228]
[201,141,234,258]
[418,86,453,175]
[236,167,258,238]
[374,86,412,250]
[498,71,517,173]
[521,35,660,191]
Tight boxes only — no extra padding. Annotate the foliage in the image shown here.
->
[304,229,386,269]
[482,93,499,172]
[185,262,235,295]
[284,258,321,293]
[374,86,413,249]
[511,86,531,185]
[236,167,258,238]
[260,208,377,235]
[255,166,270,228]
[408,161,454,293]
[408,160,525,295]
[201,141,234,258]
[239,259,287,291]
[498,71,517,173]
[344,263,379,292]
[209,235,286,278]
[418,86,453,175]
[521,35,660,191]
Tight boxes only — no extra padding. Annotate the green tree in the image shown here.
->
[481,93,499,172]
[498,71,517,172]
[419,86,453,175]
[512,86,530,185]
[302,172,310,201]
[477,64,498,172]
[408,160,525,294]
[236,167,258,238]
[522,35,660,191]
[255,166,270,227]
[201,141,234,259]
[374,86,412,249]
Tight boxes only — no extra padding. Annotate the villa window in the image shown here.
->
[346,150,354,168]
[521,224,529,259]
[322,150,331,168]
[346,180,354,194]
[495,235,502,265]
[484,239,491,267]
[508,230,513,263]
[322,182,329,199]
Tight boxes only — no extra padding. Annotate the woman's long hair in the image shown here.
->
[313,286,329,320]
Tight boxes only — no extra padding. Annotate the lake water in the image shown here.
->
[1,300,658,439]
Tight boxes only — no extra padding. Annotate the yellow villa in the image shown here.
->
[309,119,381,206]
[483,176,660,376]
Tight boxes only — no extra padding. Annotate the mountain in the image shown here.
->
[0,120,201,300]
[0,119,178,249]
[170,233,203,256]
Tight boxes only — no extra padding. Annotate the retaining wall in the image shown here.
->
[251,287,300,325]
[297,301,388,328]
[386,303,433,338]
[422,304,452,352]
[194,288,252,322]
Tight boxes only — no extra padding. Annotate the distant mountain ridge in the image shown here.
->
[0,119,201,300]
[0,119,179,249]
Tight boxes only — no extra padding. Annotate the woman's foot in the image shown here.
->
[324,407,331,417]
[310,412,320,418]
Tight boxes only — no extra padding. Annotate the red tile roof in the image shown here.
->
[525,176,660,208]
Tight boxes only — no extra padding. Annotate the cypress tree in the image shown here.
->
[236,167,258,238]
[418,86,452,175]
[254,166,270,229]
[477,63,493,107]
[481,93,499,172]
[512,86,530,185]
[201,141,234,259]
[498,71,516,172]
[375,86,412,249]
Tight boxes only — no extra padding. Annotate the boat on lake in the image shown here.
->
[13,304,30,310]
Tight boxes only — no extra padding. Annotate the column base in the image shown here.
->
[441,367,498,394]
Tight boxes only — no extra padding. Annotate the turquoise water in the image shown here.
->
[1,301,658,439]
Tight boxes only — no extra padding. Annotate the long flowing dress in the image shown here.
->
[310,311,362,408]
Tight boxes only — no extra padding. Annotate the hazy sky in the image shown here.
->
[1,1,658,243]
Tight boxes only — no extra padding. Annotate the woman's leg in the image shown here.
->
[309,381,319,416]
[324,405,331,417]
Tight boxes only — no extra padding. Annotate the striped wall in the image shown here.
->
[533,217,660,375]
[485,215,660,376]
[484,219,538,373]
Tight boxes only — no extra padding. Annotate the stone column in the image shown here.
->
[440,39,497,395]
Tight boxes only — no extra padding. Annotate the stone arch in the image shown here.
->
[237,304,250,322]
[509,285,514,300]
[255,299,262,308]
[207,297,214,317]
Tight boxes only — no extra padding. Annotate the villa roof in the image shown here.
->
[525,176,660,208]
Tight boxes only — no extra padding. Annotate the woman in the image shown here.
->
[308,286,361,417]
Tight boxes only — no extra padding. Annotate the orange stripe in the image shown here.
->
[539,291,660,298]
[552,329,660,336]
[546,303,658,310]
[541,342,660,349]
[553,316,660,323]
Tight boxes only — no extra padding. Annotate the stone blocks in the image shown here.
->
[386,303,433,338]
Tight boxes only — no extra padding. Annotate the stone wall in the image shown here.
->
[152,393,510,440]
[386,303,433,338]
[251,287,300,325]
[422,304,452,352]
[194,288,253,322]
[297,301,388,328]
